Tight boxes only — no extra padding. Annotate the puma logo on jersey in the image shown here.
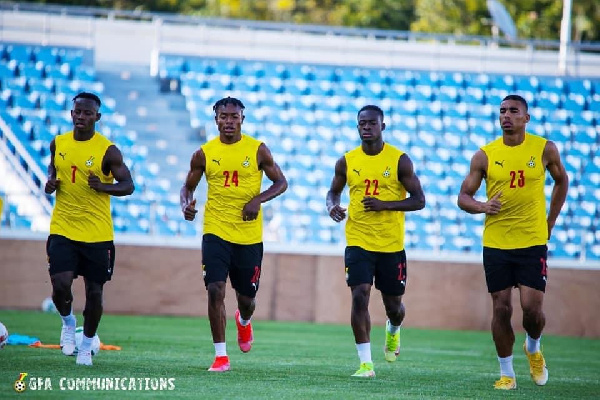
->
[353,169,361,176]
[242,156,251,168]
[212,159,221,166]
[495,160,504,167]
[59,152,67,160]
[85,156,95,167]
[382,166,391,178]
[527,156,536,168]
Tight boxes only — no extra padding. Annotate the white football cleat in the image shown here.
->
[60,324,76,356]
[76,349,93,366]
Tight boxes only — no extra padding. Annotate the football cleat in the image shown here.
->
[208,356,230,372]
[235,310,253,353]
[60,324,76,356]
[493,376,517,390]
[351,362,375,378]
[76,349,93,366]
[524,343,548,385]
[384,320,400,362]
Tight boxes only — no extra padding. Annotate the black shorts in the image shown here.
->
[344,246,407,296]
[483,245,548,293]
[46,234,115,284]
[201,234,263,298]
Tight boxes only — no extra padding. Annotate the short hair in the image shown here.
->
[357,105,384,121]
[73,92,101,108]
[213,97,245,114]
[502,94,528,111]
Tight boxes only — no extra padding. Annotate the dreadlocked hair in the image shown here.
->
[213,97,245,114]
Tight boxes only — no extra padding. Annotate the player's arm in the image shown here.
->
[242,143,288,221]
[326,156,347,222]
[543,140,569,239]
[362,154,426,212]
[180,148,206,221]
[457,150,501,215]
[89,145,135,196]
[44,139,60,194]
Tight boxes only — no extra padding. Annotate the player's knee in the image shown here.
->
[207,283,225,302]
[351,288,370,309]
[386,307,404,321]
[493,302,512,320]
[51,277,72,296]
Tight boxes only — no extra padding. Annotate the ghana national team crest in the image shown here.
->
[85,156,95,167]
[242,156,251,168]
[526,156,536,168]
[382,166,391,178]
[14,372,28,393]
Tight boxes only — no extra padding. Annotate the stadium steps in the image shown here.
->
[94,64,201,196]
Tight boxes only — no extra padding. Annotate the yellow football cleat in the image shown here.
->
[351,362,375,378]
[384,321,400,362]
[524,344,548,385]
[493,376,517,390]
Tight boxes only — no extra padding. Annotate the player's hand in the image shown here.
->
[183,199,198,221]
[547,219,555,239]
[242,198,261,221]
[484,192,502,215]
[45,178,60,194]
[88,171,104,192]
[362,196,386,212]
[328,204,347,222]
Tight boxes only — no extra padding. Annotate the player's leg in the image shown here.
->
[517,245,548,386]
[491,288,517,389]
[484,247,517,390]
[47,234,77,356]
[76,240,114,366]
[377,250,407,362]
[230,242,263,353]
[202,234,232,371]
[345,246,376,377]
[77,278,104,366]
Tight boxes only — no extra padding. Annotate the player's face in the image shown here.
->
[71,98,100,133]
[499,99,529,134]
[357,109,385,142]
[215,104,244,139]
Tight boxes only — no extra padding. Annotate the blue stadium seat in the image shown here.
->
[538,77,565,95]
[8,45,33,63]
[515,76,539,93]
[565,79,591,96]
[34,47,59,65]
[0,60,17,78]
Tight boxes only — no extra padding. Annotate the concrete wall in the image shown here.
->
[1,238,599,338]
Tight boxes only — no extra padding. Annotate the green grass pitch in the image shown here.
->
[0,310,598,399]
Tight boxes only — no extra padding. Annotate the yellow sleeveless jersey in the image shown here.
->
[482,133,548,249]
[345,143,406,252]
[50,131,114,242]
[202,134,264,244]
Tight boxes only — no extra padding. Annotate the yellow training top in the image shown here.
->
[482,133,548,249]
[202,134,264,244]
[345,143,406,252]
[50,131,114,242]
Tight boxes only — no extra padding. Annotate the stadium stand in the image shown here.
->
[0,37,598,262]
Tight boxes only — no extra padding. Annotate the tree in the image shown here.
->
[411,0,600,42]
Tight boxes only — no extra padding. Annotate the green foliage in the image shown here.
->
[16,0,600,41]
[411,0,489,36]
